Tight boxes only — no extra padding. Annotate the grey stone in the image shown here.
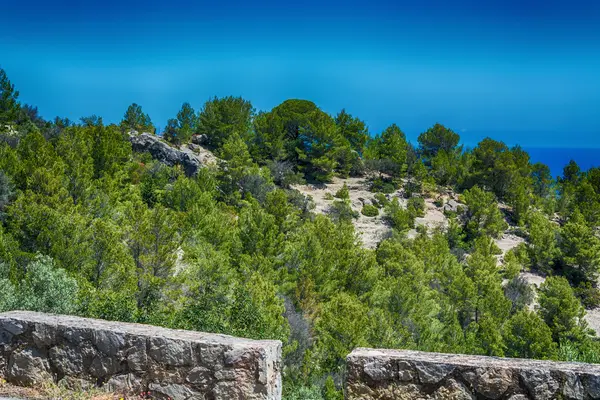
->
[62,326,91,344]
[433,378,475,400]
[188,143,201,153]
[129,133,202,176]
[562,372,584,400]
[89,354,118,378]
[149,383,195,400]
[126,337,148,371]
[49,344,87,375]
[363,358,394,382]
[462,367,512,399]
[105,373,142,392]
[32,323,57,347]
[414,361,455,384]
[198,343,224,367]
[519,370,559,400]
[360,198,373,207]
[0,329,13,345]
[2,319,28,336]
[397,361,414,382]
[7,348,51,386]
[224,346,254,368]
[346,349,600,400]
[186,366,213,387]
[93,329,125,356]
[191,134,208,145]
[148,336,193,366]
[212,381,244,399]
[214,369,239,381]
[584,374,600,398]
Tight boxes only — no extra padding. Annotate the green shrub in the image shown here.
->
[361,204,379,217]
[373,193,389,208]
[575,281,600,309]
[323,376,343,400]
[434,198,444,207]
[0,255,79,315]
[324,192,334,201]
[407,196,426,218]
[334,183,349,199]
[385,198,414,230]
[283,384,323,400]
[329,200,359,222]
[370,177,397,194]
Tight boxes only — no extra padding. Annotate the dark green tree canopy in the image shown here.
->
[334,109,369,154]
[120,103,154,134]
[164,102,198,144]
[417,123,460,158]
[0,68,21,127]
[253,99,341,182]
[197,96,254,149]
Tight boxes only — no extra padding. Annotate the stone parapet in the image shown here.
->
[0,311,281,400]
[347,348,600,400]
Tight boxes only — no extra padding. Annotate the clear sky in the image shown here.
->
[2,0,600,147]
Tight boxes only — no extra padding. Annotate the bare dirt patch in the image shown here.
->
[293,177,394,248]
[293,177,456,248]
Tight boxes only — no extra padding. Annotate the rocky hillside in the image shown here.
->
[128,132,218,176]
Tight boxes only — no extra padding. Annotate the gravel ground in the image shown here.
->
[293,177,455,248]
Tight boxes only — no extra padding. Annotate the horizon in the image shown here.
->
[2,0,600,148]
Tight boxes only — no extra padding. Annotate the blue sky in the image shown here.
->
[2,0,600,147]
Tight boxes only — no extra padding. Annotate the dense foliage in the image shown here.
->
[1,67,600,398]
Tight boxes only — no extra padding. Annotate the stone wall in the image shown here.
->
[0,311,281,400]
[347,348,600,400]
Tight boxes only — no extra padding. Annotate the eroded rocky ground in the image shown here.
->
[294,176,600,335]
[293,177,456,248]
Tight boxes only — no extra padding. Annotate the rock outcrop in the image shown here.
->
[0,311,281,400]
[347,348,600,400]
[129,132,205,176]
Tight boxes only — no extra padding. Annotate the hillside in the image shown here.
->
[1,69,600,399]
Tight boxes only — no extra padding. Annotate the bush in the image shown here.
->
[323,376,343,400]
[283,384,323,400]
[434,198,444,207]
[0,255,79,315]
[504,275,535,312]
[239,172,275,203]
[267,160,305,188]
[373,193,389,208]
[407,197,426,218]
[575,281,600,309]
[329,200,358,222]
[385,198,414,231]
[334,183,349,199]
[287,189,315,214]
[370,177,397,194]
[324,192,334,201]
[361,204,379,217]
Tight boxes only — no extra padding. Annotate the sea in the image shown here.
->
[523,147,600,178]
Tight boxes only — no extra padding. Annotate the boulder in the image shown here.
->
[8,348,51,386]
[129,133,202,176]
[188,143,201,153]
[191,134,208,145]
